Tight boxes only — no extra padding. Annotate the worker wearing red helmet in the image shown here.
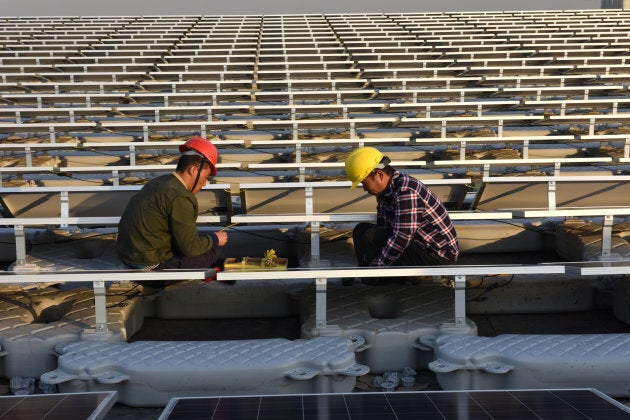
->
[117,137,227,280]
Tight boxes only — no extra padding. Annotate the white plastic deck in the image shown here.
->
[41,336,369,407]
[422,333,630,398]
[300,283,477,373]
[0,285,142,379]
[217,264,567,335]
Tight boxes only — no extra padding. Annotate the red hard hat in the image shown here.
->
[179,137,218,176]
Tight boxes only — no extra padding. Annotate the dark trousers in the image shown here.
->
[139,248,226,288]
[352,222,451,268]
[157,247,226,270]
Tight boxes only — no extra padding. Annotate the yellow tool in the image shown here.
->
[224,249,288,271]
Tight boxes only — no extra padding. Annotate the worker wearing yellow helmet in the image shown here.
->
[345,147,458,283]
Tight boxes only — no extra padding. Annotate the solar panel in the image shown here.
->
[159,389,630,420]
[0,391,117,420]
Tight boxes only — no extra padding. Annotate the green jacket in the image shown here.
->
[117,174,214,266]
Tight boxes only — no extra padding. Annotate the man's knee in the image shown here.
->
[352,222,374,241]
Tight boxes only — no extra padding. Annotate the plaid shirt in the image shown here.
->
[373,170,459,266]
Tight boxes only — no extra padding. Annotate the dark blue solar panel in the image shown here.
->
[160,389,630,420]
[0,391,117,420]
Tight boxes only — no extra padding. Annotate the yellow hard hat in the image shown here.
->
[345,146,384,189]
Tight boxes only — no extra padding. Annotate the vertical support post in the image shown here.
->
[311,221,320,266]
[112,169,120,187]
[14,225,27,267]
[522,139,529,159]
[93,280,109,333]
[315,277,327,332]
[547,180,557,211]
[305,185,313,218]
[459,140,466,160]
[25,146,32,167]
[60,191,69,227]
[601,214,613,260]
[305,185,320,265]
[295,142,302,166]
[129,145,136,166]
[311,220,320,267]
[454,275,466,327]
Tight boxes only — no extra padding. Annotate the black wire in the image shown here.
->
[105,283,141,296]
[466,274,515,303]
[217,224,312,245]
[106,291,141,308]
[0,231,116,247]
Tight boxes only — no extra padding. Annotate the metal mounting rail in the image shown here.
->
[565,261,630,276]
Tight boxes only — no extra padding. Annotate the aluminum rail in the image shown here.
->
[565,261,630,276]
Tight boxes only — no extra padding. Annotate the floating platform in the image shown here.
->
[41,336,369,407]
[0,285,142,379]
[423,333,630,398]
[301,283,477,373]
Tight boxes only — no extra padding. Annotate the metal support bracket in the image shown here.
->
[315,277,327,332]
[14,225,27,267]
[454,275,466,327]
[93,280,109,334]
[547,180,557,211]
[601,214,614,259]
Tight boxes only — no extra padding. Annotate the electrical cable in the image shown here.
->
[466,274,515,303]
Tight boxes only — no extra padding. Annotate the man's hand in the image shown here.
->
[215,231,228,246]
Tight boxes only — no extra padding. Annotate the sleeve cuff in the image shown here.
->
[208,232,219,248]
